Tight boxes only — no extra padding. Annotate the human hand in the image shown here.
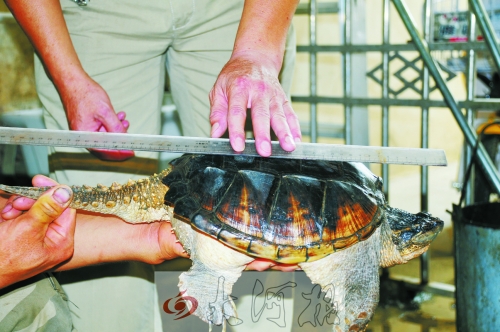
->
[209,52,302,157]
[153,222,190,262]
[59,75,135,161]
[246,258,299,272]
[0,176,76,288]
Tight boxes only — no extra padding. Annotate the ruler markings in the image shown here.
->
[0,127,447,166]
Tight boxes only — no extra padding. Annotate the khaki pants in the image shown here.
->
[0,274,74,332]
[34,0,295,331]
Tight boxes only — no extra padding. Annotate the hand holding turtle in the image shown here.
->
[2,176,188,270]
[245,258,299,272]
[0,178,76,289]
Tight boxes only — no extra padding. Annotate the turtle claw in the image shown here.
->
[300,228,381,332]
[178,232,252,327]
[179,270,240,326]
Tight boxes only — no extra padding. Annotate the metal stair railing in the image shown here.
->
[291,0,500,299]
[393,0,500,196]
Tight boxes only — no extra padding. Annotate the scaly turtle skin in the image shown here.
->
[0,154,443,331]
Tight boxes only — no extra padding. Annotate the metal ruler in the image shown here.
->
[0,127,447,166]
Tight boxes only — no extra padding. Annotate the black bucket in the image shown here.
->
[452,202,500,332]
[453,121,500,331]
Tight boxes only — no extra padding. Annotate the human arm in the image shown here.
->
[56,211,186,270]
[3,176,293,274]
[3,176,188,272]
[0,184,76,289]
[209,0,302,157]
[4,0,134,161]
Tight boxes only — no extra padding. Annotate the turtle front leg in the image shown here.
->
[178,231,253,327]
[299,228,382,331]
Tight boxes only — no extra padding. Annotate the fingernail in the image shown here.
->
[211,122,220,136]
[234,137,245,151]
[53,188,72,204]
[294,137,302,143]
[260,141,272,155]
[2,203,12,214]
[285,135,295,147]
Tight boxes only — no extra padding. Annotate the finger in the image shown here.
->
[1,202,23,220]
[25,185,73,228]
[32,175,58,187]
[209,87,229,138]
[116,111,126,121]
[250,96,272,157]
[245,259,271,271]
[88,148,135,161]
[283,100,302,143]
[44,207,76,254]
[98,110,128,134]
[269,99,295,152]
[4,175,58,218]
[227,87,249,152]
[270,264,300,272]
[158,222,190,260]
[98,121,130,131]
[175,242,189,258]
[11,197,37,211]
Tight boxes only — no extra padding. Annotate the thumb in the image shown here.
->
[27,185,74,227]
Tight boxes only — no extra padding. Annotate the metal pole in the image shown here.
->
[309,0,318,143]
[419,0,432,287]
[340,0,352,145]
[392,0,500,195]
[465,10,478,205]
[382,0,390,197]
[380,0,392,283]
[469,0,500,72]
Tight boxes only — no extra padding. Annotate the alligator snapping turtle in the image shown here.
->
[0,154,443,331]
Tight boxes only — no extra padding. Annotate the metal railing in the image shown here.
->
[291,0,500,299]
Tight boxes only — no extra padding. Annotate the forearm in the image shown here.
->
[56,212,165,271]
[233,0,299,70]
[5,0,88,92]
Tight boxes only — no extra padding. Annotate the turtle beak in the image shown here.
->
[411,223,443,245]
[393,213,444,259]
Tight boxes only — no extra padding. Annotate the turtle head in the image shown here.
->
[385,207,444,262]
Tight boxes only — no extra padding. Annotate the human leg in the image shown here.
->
[34,1,172,331]
[167,0,296,138]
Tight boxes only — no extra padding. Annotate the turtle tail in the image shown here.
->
[0,170,171,223]
[0,184,52,202]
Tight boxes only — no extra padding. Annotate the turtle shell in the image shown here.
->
[163,154,386,264]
